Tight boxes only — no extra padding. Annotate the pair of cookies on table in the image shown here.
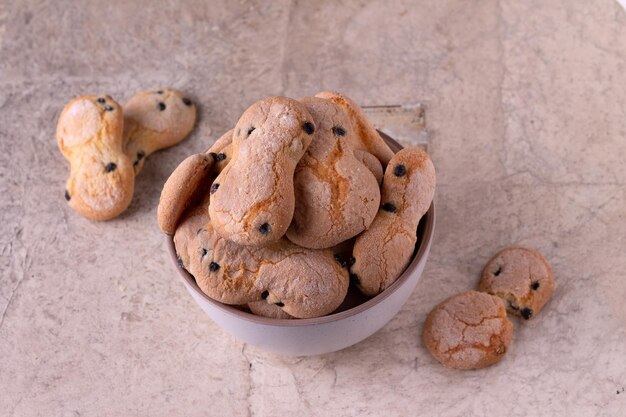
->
[159,92,436,319]
[423,247,556,369]
[56,88,196,220]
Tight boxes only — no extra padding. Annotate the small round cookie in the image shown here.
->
[123,88,197,174]
[56,95,135,221]
[479,247,555,320]
[205,129,234,173]
[423,291,513,370]
[157,153,215,235]
[209,97,315,247]
[350,147,436,296]
[286,96,380,249]
[315,91,394,165]
[248,301,294,319]
[353,149,384,186]
[175,204,349,319]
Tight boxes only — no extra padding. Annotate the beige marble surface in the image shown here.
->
[1,0,625,416]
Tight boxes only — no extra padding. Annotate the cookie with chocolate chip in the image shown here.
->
[123,88,197,174]
[209,97,315,247]
[479,247,555,320]
[56,95,135,220]
[423,291,513,369]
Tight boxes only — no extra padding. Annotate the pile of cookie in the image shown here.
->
[56,88,197,220]
[422,247,556,369]
[158,92,436,319]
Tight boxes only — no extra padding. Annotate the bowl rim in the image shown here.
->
[166,133,436,327]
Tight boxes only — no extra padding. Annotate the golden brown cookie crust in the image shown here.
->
[286,97,380,249]
[350,147,436,295]
[209,97,315,247]
[423,291,513,370]
[479,247,555,320]
[56,95,134,221]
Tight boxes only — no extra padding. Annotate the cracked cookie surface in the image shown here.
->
[175,202,349,319]
[423,291,513,370]
[350,147,436,296]
[123,88,196,174]
[56,95,134,221]
[479,247,555,320]
[209,97,314,247]
[286,97,380,249]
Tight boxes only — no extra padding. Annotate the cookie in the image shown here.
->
[353,149,383,186]
[56,95,135,221]
[286,97,380,249]
[205,129,233,173]
[479,247,555,320]
[423,291,513,370]
[350,147,436,295]
[157,153,215,235]
[123,88,197,174]
[209,97,315,247]
[175,204,349,319]
[315,91,394,165]
[248,301,294,319]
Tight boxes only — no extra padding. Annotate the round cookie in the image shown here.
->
[423,291,513,370]
[56,95,135,221]
[248,301,294,319]
[350,147,436,296]
[286,96,380,249]
[315,91,394,165]
[479,247,555,320]
[157,153,215,235]
[123,88,197,174]
[209,97,315,247]
[175,204,349,319]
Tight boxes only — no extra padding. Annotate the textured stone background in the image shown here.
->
[1,1,625,416]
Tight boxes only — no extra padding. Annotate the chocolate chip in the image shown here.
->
[137,151,145,160]
[201,248,208,257]
[261,291,269,299]
[158,102,166,111]
[258,223,271,235]
[349,273,360,285]
[494,266,502,277]
[182,97,192,106]
[531,281,540,290]
[393,164,407,177]
[247,126,255,136]
[348,256,356,267]
[303,122,315,134]
[104,162,117,172]
[209,262,220,272]
[64,190,71,201]
[176,256,184,268]
[104,105,114,112]
[382,202,397,212]
[215,152,227,161]
[332,126,346,136]
[334,254,348,268]
[210,183,220,194]
[275,302,285,307]
[97,97,106,104]
[521,308,533,320]
[156,90,164,94]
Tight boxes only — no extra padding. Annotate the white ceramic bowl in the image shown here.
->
[167,135,436,356]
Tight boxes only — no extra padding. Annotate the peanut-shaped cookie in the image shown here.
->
[286,97,380,249]
[157,153,215,235]
[315,91,394,165]
[175,205,349,319]
[56,95,135,221]
[209,97,315,246]
[350,147,436,296]
[479,247,555,320]
[423,291,513,370]
[124,88,196,174]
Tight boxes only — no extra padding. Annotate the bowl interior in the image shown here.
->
[167,133,435,326]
